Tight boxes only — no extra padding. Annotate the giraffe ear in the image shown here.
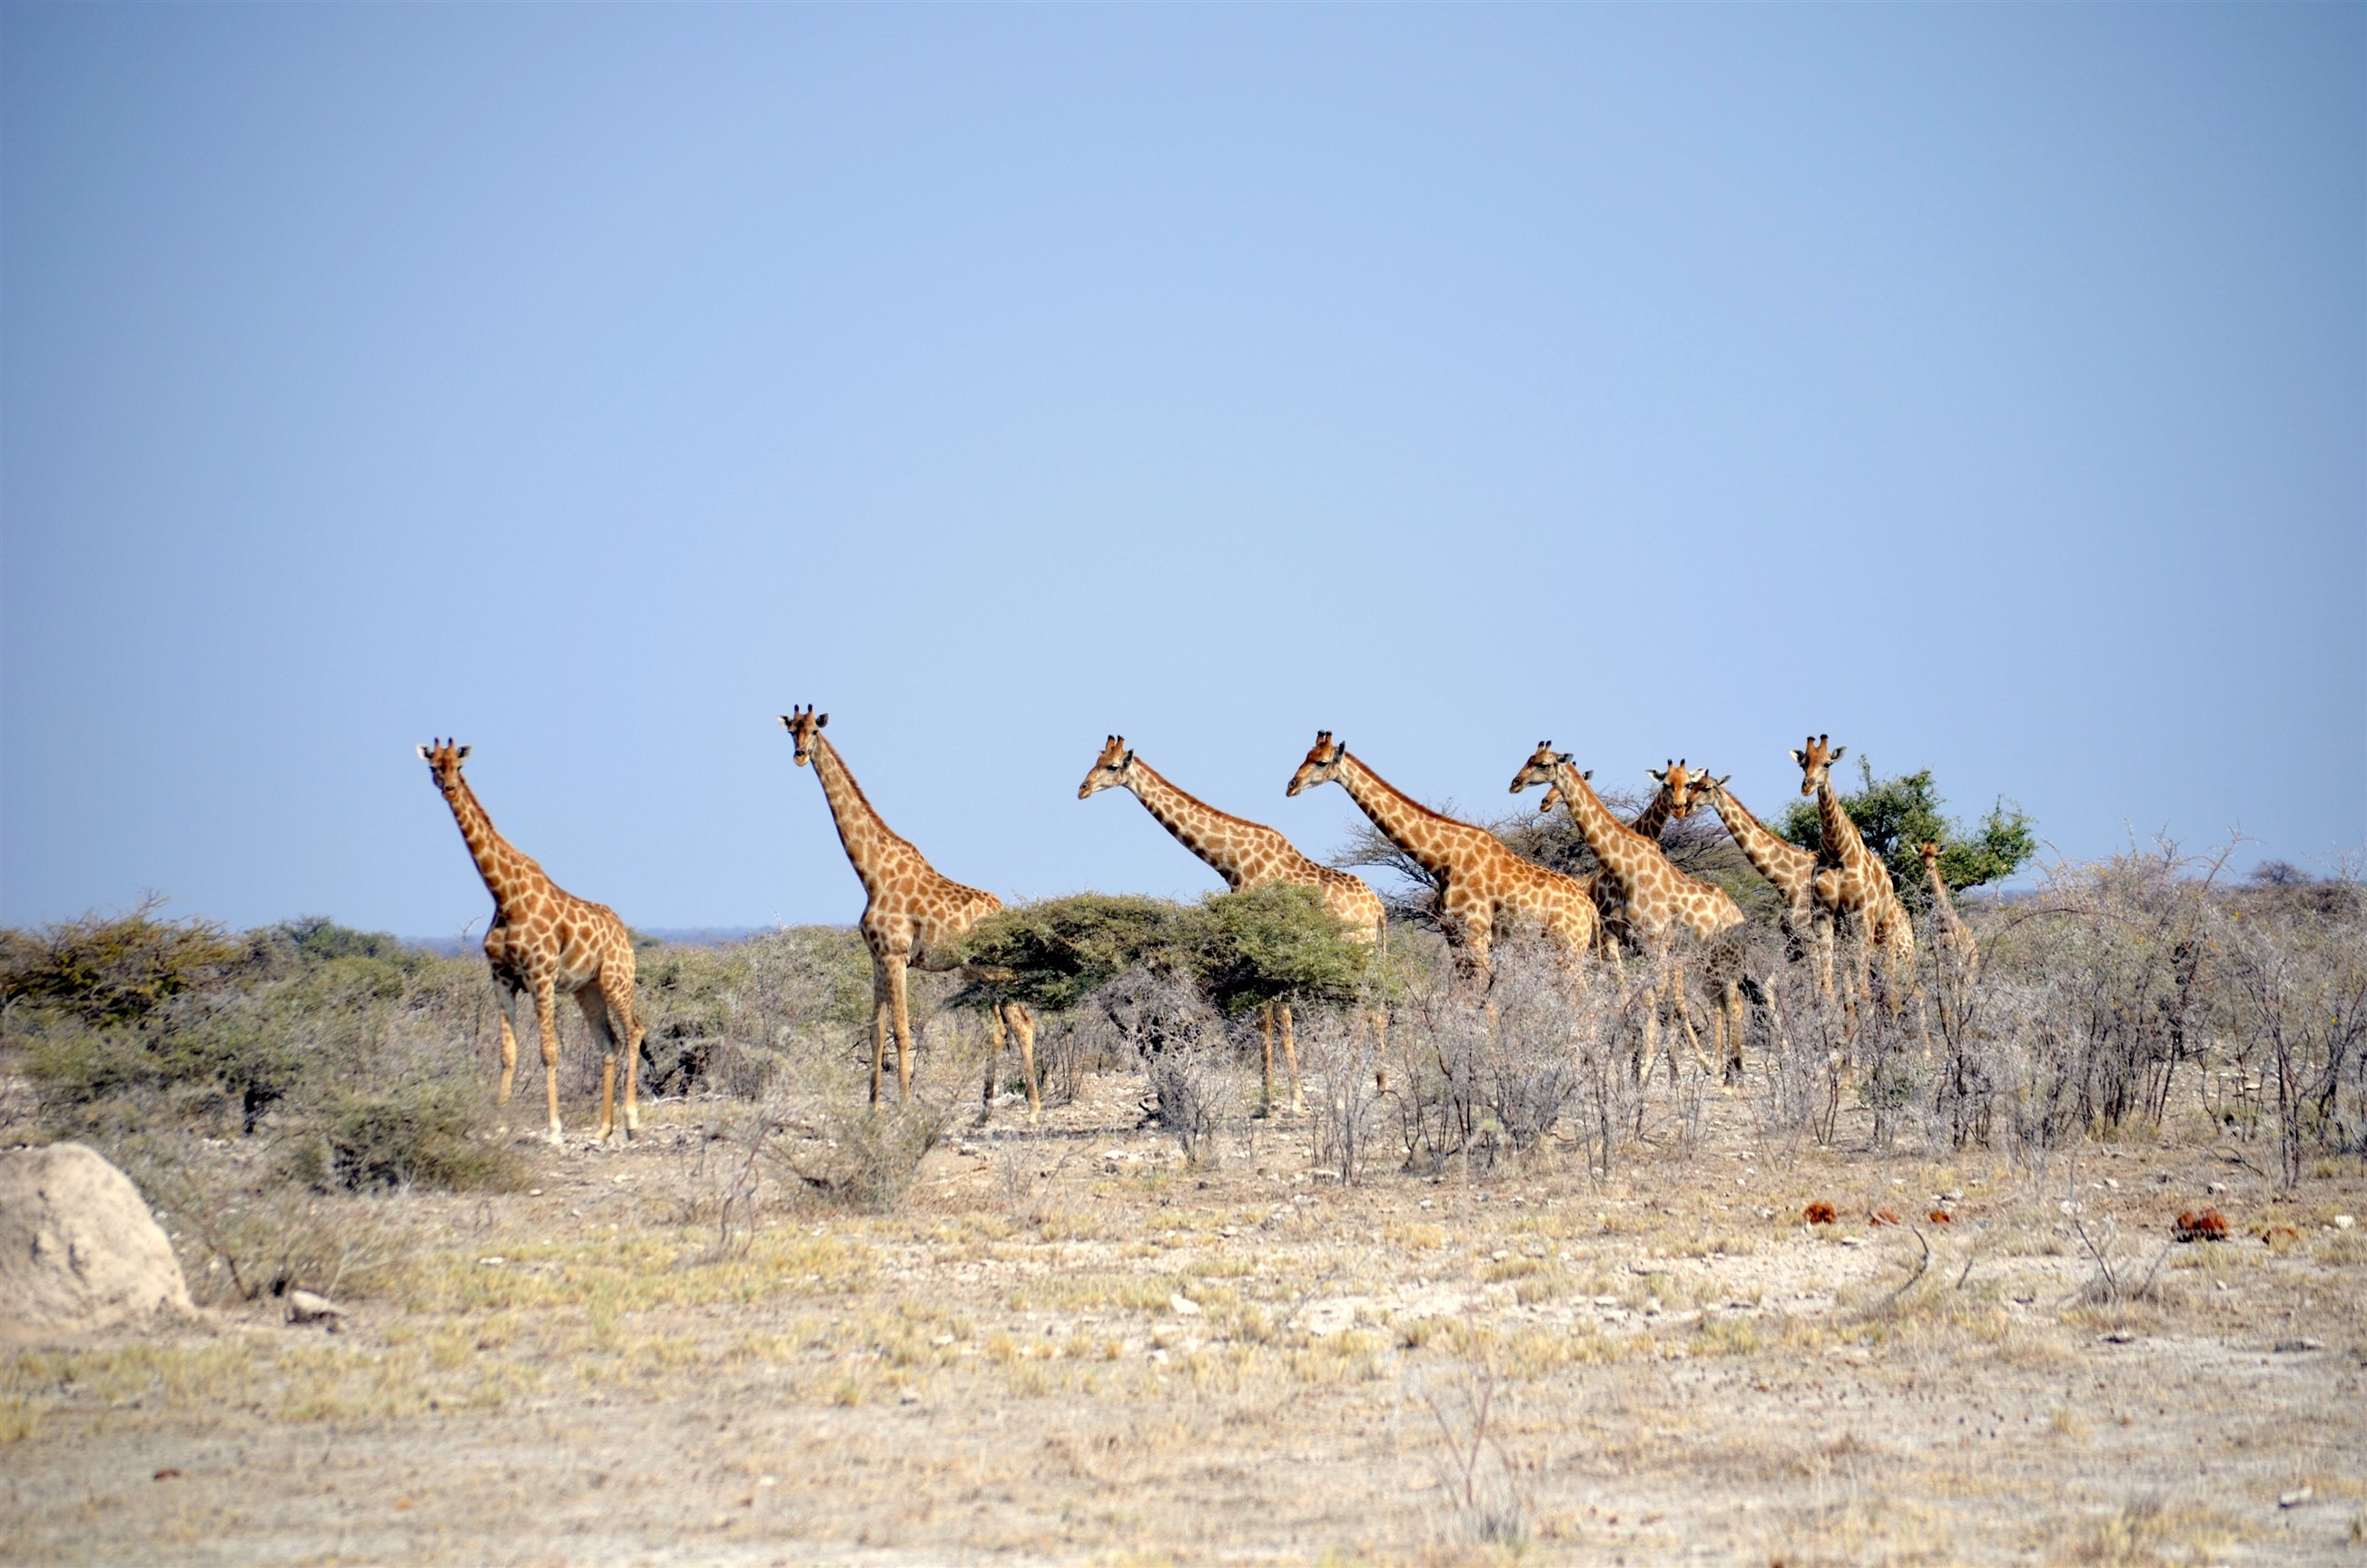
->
[1582,768,1593,780]
[1648,766,1666,784]
[816,713,829,729]
[1789,749,1807,767]
[457,745,469,760]
[417,745,431,760]
[1829,744,1844,763]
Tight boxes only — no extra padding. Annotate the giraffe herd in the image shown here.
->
[420,718,1972,1144]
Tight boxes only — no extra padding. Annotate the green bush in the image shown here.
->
[954,893,1191,1011]
[1184,883,1371,1014]
[0,903,248,1023]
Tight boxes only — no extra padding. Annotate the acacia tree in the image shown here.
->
[1779,759,2035,904]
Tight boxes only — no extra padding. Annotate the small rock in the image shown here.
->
[1169,1294,1201,1317]
[2279,1487,2313,1509]
[478,1256,506,1267]
[1840,1237,1862,1248]
[2099,1330,2135,1344]
[284,1289,341,1326]
[932,1333,955,1347]
[2273,1338,2324,1354]
[527,1188,543,1197]
[2336,1216,2355,1230]
[898,1389,921,1405]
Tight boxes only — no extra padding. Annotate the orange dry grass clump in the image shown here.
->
[1869,1208,1902,1228]
[1803,1202,1838,1226]
[1927,1209,1952,1226]
[2173,1208,2229,1243]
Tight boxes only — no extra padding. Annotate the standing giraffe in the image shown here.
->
[1918,842,1979,981]
[1791,735,1917,1014]
[1509,745,1748,1080]
[1080,736,1385,1114]
[1536,760,1703,932]
[418,740,644,1146]
[780,707,1040,1113]
[1286,733,1597,981]
[1694,772,1836,994]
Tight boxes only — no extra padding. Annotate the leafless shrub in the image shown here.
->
[1296,1010,1383,1183]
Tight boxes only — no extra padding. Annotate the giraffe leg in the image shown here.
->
[495,981,523,1106]
[869,962,893,1105]
[1279,1001,1303,1119]
[577,987,619,1142]
[1257,1004,1276,1115]
[982,1007,1007,1116]
[887,956,916,1103]
[1007,1002,1040,1120]
[534,976,563,1147]
[594,964,644,1139]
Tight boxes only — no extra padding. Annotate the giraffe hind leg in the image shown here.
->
[577,987,619,1141]
[534,977,563,1147]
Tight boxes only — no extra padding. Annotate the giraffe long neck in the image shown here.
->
[1334,754,1463,883]
[1708,787,1811,889]
[1123,762,1257,890]
[1629,783,1677,841]
[444,776,545,912]
[809,736,905,897]
[1550,762,1659,899]
[1816,776,1872,869]
[1926,860,1963,930]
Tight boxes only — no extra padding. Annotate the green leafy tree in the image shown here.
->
[1182,883,1371,1016]
[953,894,1191,1012]
[1780,760,2036,903]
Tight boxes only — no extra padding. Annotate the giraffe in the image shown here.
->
[1918,841,1979,981]
[418,740,644,1147]
[1286,732,1597,981]
[1693,771,1836,994]
[1536,760,1704,934]
[1509,745,1748,1080]
[780,707,1039,1114]
[1080,736,1385,1114]
[1791,735,1917,1017]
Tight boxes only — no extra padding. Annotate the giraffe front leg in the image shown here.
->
[495,981,523,1107]
[534,977,564,1147]
[577,987,619,1142]
[886,956,916,1104]
[1007,1001,1040,1120]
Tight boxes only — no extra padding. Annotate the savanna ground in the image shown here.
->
[5,1071,2365,1565]
[4,842,2364,1565]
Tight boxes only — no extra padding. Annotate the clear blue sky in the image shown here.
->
[5,4,2361,937]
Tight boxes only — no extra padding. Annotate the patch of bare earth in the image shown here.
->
[5,1075,2363,1566]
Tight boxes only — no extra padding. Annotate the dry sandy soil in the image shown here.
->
[5,1074,2364,1567]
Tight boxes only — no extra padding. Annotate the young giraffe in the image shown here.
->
[1286,733,1596,981]
[1693,771,1836,994]
[1509,745,1748,1080]
[418,740,644,1146]
[1080,736,1385,1115]
[1791,735,1917,1014]
[1918,841,1980,981]
[780,707,1040,1113]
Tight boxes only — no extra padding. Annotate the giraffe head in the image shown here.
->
[1790,735,1846,796]
[1078,735,1139,800]
[416,737,472,799]
[1918,840,1943,872]
[1286,731,1347,796]
[778,705,829,767]
[1696,771,1735,807]
[1508,742,1571,798]
[1648,759,1703,818]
